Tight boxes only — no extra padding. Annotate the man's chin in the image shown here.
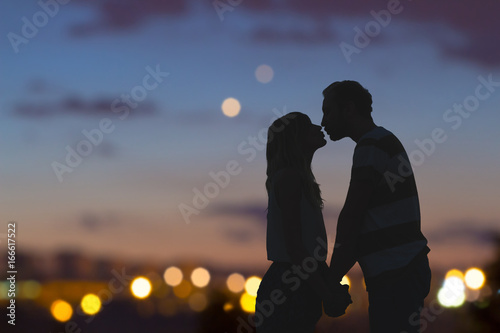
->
[328,134,345,141]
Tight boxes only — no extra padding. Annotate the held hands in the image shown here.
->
[323,281,352,317]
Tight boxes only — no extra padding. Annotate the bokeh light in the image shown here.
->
[20,280,42,299]
[164,266,183,287]
[191,267,210,288]
[240,292,257,313]
[173,280,192,298]
[188,293,208,312]
[131,277,152,299]
[341,275,350,286]
[227,273,246,293]
[438,276,466,308]
[80,294,101,315]
[464,268,486,290]
[255,64,274,83]
[223,302,234,312]
[445,269,465,281]
[244,276,262,297]
[50,299,73,322]
[221,98,241,117]
[465,288,481,302]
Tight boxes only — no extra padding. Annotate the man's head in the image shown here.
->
[321,80,373,141]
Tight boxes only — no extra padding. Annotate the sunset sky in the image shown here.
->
[1,0,500,274]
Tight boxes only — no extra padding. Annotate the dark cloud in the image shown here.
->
[243,0,500,67]
[252,25,335,44]
[69,0,188,37]
[79,211,121,232]
[12,95,156,118]
[428,221,500,245]
[209,202,267,224]
[66,0,500,67]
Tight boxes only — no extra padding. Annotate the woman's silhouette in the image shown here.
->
[255,112,350,333]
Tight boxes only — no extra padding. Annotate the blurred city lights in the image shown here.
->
[20,280,42,299]
[255,64,274,84]
[438,276,466,308]
[50,299,73,322]
[227,273,246,293]
[159,299,178,317]
[244,276,262,297]
[164,266,183,287]
[80,294,101,315]
[221,98,241,117]
[191,267,211,288]
[465,288,481,302]
[131,277,152,299]
[173,280,192,298]
[464,268,486,290]
[240,292,256,313]
[188,293,208,312]
[445,269,465,281]
[223,302,234,312]
[341,275,351,286]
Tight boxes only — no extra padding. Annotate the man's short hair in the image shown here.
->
[323,80,373,117]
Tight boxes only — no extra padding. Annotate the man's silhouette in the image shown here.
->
[321,80,431,333]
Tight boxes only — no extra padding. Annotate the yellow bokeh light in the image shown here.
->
[240,292,256,313]
[464,268,485,290]
[244,276,262,297]
[227,273,246,293]
[191,267,210,288]
[255,64,274,84]
[80,294,101,315]
[221,98,241,117]
[131,277,152,299]
[341,275,350,286]
[445,269,465,281]
[164,267,183,287]
[173,280,192,298]
[223,302,234,312]
[188,293,208,312]
[51,300,73,322]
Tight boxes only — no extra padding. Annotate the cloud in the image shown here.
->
[12,95,157,118]
[427,221,500,246]
[78,211,122,232]
[69,0,188,37]
[242,0,500,67]
[208,202,267,224]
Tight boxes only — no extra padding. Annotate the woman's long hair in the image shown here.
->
[265,112,324,209]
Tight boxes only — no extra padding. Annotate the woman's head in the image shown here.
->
[266,112,325,208]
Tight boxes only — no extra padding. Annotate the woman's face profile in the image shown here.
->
[300,120,327,154]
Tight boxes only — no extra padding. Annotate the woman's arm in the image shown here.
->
[274,169,333,300]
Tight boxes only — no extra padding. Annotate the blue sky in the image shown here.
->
[1,0,500,272]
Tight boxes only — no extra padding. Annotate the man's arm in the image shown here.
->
[329,179,377,282]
